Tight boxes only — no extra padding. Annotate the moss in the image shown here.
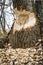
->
[0,32,7,38]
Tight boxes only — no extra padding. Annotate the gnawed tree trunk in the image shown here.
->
[8,9,41,48]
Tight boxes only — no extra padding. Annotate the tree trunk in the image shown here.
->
[7,0,42,48]
[8,10,41,48]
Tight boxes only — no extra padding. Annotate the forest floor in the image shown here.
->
[0,46,43,65]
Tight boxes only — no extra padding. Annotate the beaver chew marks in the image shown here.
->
[10,9,40,48]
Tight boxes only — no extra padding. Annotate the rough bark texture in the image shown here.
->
[9,23,40,48]
[13,0,33,11]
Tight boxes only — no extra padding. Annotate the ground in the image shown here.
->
[0,47,43,65]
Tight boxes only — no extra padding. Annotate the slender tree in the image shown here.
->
[0,0,15,35]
